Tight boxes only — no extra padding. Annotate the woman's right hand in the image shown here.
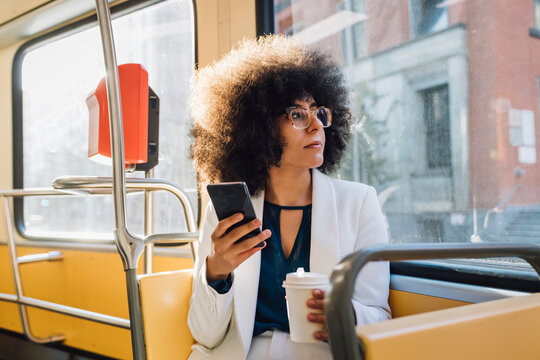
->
[206,213,271,283]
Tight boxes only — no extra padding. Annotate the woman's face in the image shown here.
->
[277,96,326,170]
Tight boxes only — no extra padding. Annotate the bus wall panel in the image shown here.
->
[0,0,51,25]
[0,244,193,358]
[195,0,256,68]
[0,43,18,192]
[0,303,23,334]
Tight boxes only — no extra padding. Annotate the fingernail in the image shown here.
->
[307,299,315,307]
[236,213,244,220]
[308,314,316,321]
[314,332,322,339]
[264,229,271,236]
[313,289,322,296]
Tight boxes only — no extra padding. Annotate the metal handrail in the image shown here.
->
[0,177,198,347]
[52,176,197,228]
[0,1,197,355]
[94,0,201,356]
[1,196,65,343]
[325,242,540,360]
[52,176,199,255]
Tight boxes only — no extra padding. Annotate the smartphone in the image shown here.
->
[207,182,264,247]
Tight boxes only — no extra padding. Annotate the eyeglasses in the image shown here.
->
[284,106,333,130]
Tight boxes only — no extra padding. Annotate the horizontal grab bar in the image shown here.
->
[0,292,130,329]
[18,251,63,264]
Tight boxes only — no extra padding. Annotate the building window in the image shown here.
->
[422,84,451,170]
[411,0,449,37]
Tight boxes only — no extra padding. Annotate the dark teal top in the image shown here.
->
[207,201,312,336]
[253,201,312,336]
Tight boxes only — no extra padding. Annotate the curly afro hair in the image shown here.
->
[190,35,353,196]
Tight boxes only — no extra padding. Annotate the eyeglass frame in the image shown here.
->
[284,105,333,130]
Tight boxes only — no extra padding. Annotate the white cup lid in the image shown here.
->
[283,267,329,287]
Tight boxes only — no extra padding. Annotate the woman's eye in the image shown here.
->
[291,112,302,120]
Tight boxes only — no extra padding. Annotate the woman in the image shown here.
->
[187,35,390,360]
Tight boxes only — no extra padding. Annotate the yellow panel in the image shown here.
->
[26,306,132,358]
[139,269,194,360]
[0,0,50,25]
[0,43,19,191]
[195,0,220,67]
[0,302,22,333]
[152,253,193,273]
[358,293,540,360]
[0,244,15,294]
[195,0,256,68]
[389,289,468,318]
[0,244,193,359]
[229,0,256,45]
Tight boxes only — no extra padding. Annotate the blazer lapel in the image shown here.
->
[233,190,264,354]
[310,169,340,276]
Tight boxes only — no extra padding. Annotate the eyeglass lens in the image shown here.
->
[290,107,331,128]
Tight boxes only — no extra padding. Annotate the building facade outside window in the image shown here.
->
[274,0,540,264]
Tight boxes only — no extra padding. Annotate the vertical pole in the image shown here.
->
[126,268,146,358]
[144,169,154,274]
[94,1,146,358]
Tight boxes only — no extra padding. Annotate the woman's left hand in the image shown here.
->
[306,288,328,341]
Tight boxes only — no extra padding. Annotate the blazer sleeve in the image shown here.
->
[351,186,392,325]
[187,203,235,348]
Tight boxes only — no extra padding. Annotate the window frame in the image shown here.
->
[12,0,198,242]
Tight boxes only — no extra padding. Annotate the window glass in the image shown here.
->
[21,0,195,239]
[536,0,540,29]
[413,0,448,36]
[274,0,540,268]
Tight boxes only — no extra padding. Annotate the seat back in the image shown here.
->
[139,269,194,359]
[356,293,540,360]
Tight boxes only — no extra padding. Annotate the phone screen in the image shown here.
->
[207,182,264,246]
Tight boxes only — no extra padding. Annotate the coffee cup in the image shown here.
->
[282,267,330,343]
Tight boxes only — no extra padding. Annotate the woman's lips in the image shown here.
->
[304,141,322,149]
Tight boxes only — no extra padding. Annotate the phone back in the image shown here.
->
[207,182,262,245]
[207,182,255,220]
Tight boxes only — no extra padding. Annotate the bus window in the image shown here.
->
[15,0,195,240]
[274,0,540,272]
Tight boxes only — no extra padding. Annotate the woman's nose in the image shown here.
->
[307,112,323,131]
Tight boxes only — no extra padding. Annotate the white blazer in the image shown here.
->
[187,169,391,360]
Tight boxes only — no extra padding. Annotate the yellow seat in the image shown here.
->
[356,293,540,360]
[139,269,194,360]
